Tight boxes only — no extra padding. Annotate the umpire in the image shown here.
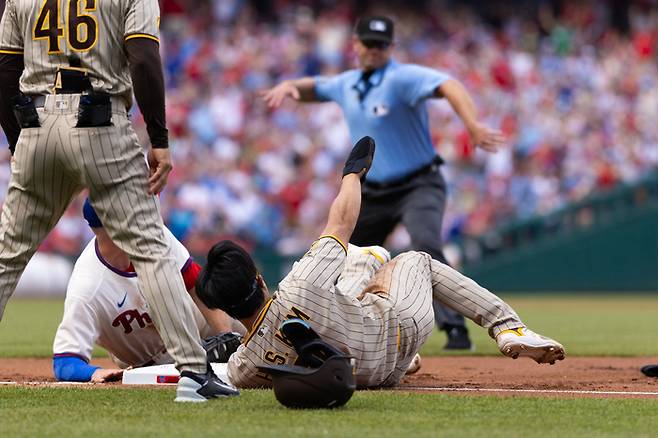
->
[263,15,505,349]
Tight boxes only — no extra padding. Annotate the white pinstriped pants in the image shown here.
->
[0,94,206,373]
[341,249,525,385]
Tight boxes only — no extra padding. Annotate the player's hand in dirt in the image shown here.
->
[147,148,173,195]
[261,81,300,108]
[91,368,124,383]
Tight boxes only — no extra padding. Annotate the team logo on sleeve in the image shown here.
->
[257,325,269,338]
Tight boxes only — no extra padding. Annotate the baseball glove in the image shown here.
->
[202,332,242,363]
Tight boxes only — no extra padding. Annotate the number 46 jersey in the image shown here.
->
[0,0,160,106]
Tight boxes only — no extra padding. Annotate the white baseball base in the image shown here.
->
[122,363,229,385]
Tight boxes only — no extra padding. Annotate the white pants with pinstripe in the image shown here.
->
[0,94,206,373]
[358,250,525,385]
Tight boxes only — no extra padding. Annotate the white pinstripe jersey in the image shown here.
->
[53,227,212,369]
[228,237,405,389]
[0,0,160,106]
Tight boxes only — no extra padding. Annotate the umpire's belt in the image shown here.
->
[364,156,444,190]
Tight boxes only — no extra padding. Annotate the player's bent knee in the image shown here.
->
[363,245,391,263]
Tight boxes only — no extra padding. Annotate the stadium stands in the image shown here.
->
[1,0,656,263]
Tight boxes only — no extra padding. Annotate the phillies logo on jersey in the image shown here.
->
[112,309,153,334]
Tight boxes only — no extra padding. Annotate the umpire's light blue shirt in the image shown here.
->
[315,59,451,183]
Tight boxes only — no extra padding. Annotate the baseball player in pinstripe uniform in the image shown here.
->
[195,136,565,389]
[0,0,237,401]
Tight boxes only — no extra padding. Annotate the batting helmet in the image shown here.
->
[258,319,356,409]
[642,364,658,377]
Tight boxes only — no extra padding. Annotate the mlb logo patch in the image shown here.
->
[370,20,387,32]
[372,104,389,116]
[55,99,69,110]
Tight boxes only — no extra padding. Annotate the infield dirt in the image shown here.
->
[2,356,657,398]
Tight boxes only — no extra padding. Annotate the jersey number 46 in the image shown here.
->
[33,0,98,54]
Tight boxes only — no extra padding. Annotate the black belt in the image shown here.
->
[25,93,115,127]
[364,156,443,190]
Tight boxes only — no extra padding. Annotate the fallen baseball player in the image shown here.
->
[52,199,245,383]
[194,136,566,388]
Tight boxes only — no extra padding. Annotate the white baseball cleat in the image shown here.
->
[496,327,565,364]
[174,368,239,402]
[406,353,422,375]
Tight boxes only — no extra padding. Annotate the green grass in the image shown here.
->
[0,298,109,358]
[2,295,658,437]
[422,295,658,356]
[1,387,657,437]
[2,295,658,358]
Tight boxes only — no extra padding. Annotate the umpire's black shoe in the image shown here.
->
[175,365,240,402]
[443,326,474,351]
[641,364,658,378]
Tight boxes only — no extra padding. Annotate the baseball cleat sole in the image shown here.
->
[501,342,565,364]
[496,328,565,364]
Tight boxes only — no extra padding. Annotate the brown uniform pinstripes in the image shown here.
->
[0,0,161,106]
[0,0,207,373]
[228,238,525,388]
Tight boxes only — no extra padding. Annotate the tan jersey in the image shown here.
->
[228,237,406,389]
[0,0,160,106]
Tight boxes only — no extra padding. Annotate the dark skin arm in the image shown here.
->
[0,53,24,154]
[124,38,171,194]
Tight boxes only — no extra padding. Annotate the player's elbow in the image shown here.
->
[53,355,98,382]
[53,357,71,381]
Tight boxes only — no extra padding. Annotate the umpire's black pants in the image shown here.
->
[350,160,466,331]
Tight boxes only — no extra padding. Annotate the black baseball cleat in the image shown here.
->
[443,326,474,351]
[175,366,239,402]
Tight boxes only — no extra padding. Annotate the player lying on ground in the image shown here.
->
[194,136,566,389]
[52,199,244,383]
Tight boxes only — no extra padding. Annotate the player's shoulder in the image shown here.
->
[392,61,443,77]
[162,226,191,262]
[329,68,361,84]
[72,238,104,271]
[66,238,111,301]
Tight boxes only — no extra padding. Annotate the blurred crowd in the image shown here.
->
[1,0,657,260]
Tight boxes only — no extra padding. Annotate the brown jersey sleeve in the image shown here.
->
[124,38,168,148]
[0,53,23,154]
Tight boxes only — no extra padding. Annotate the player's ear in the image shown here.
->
[256,274,269,295]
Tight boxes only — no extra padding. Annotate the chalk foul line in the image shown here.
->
[399,386,658,396]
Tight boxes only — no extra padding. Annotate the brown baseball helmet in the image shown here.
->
[257,319,356,409]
